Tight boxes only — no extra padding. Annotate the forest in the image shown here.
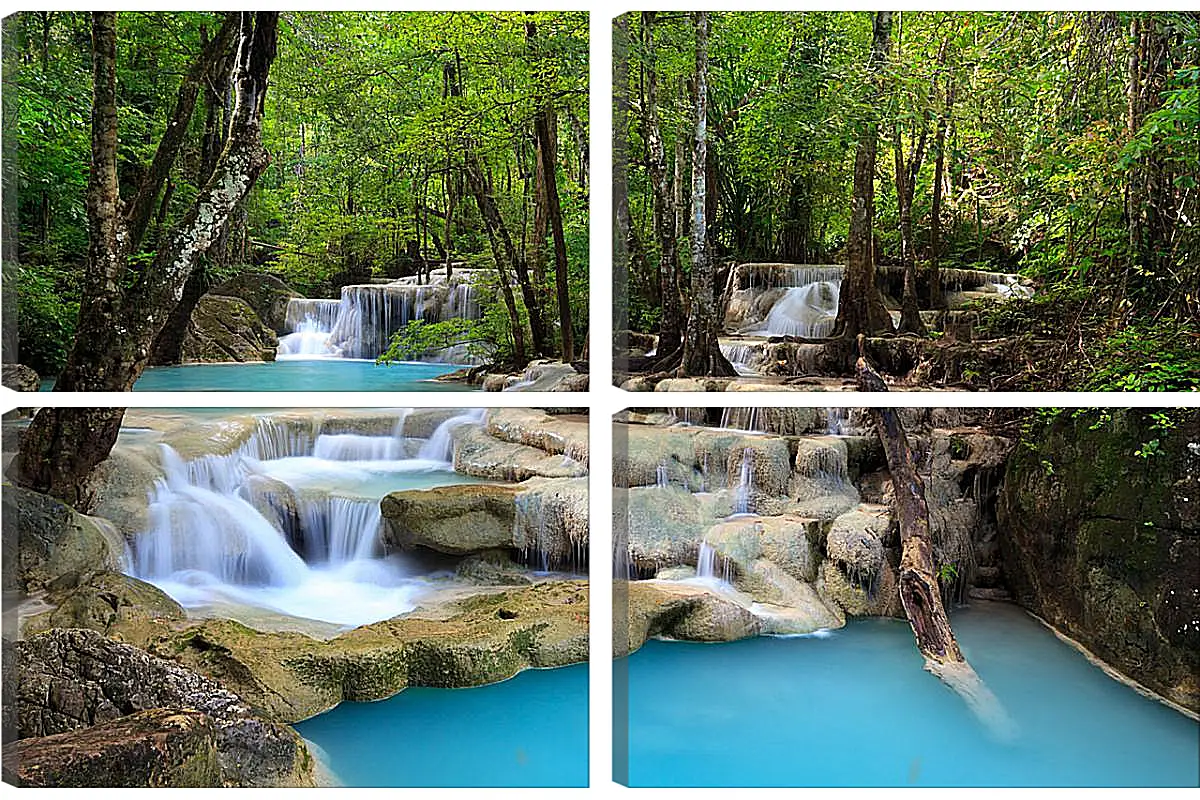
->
[613,11,1199,391]
[5,10,589,386]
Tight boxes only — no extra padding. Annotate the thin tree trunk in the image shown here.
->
[533,106,574,362]
[834,11,895,340]
[14,12,280,508]
[894,121,926,336]
[465,151,527,365]
[678,11,734,377]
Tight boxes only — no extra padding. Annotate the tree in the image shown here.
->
[13,11,279,508]
[678,11,735,377]
[641,12,684,362]
[833,10,894,341]
[892,12,929,336]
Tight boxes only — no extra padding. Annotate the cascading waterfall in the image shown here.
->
[131,410,484,627]
[696,541,733,584]
[755,280,840,339]
[277,277,486,363]
[418,409,486,462]
[656,462,670,489]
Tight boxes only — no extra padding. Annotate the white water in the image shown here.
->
[418,409,486,462]
[755,281,840,339]
[132,411,484,628]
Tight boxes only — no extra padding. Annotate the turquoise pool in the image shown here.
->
[618,601,1198,787]
[297,663,588,787]
[39,359,471,392]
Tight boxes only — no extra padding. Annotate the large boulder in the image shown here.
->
[998,409,1200,713]
[208,272,303,335]
[2,363,40,392]
[381,478,588,568]
[20,571,185,637]
[485,408,589,467]
[3,708,224,787]
[2,485,125,593]
[180,295,277,363]
[624,486,735,574]
[454,425,586,482]
[10,628,314,786]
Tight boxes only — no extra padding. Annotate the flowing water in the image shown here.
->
[620,602,1200,787]
[296,663,588,787]
[131,412,487,627]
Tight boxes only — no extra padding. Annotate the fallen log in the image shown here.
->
[855,335,1016,738]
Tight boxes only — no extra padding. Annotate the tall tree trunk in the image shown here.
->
[1126,13,1172,296]
[641,12,684,361]
[894,122,926,336]
[679,11,735,377]
[834,11,895,341]
[928,41,954,311]
[465,152,527,365]
[533,107,574,362]
[13,11,279,509]
[613,14,634,363]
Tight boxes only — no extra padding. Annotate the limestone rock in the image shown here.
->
[454,425,586,482]
[21,571,184,637]
[208,273,303,335]
[2,485,125,593]
[2,363,40,392]
[484,407,589,466]
[180,295,277,363]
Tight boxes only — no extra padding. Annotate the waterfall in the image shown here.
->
[826,408,850,436]
[128,411,476,627]
[137,445,311,587]
[732,448,754,515]
[656,462,670,488]
[277,278,486,363]
[417,409,486,462]
[720,408,763,433]
[295,496,383,564]
[696,541,732,584]
[756,281,840,339]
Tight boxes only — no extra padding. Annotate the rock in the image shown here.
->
[825,508,887,580]
[11,628,313,786]
[399,408,467,439]
[2,485,125,593]
[998,408,1200,714]
[817,557,901,618]
[624,486,725,574]
[485,408,589,467]
[3,708,223,787]
[208,273,303,335]
[454,425,586,482]
[454,551,532,585]
[21,571,184,637]
[380,478,588,567]
[2,363,40,392]
[501,361,588,392]
[653,377,734,392]
[704,515,820,584]
[623,581,760,651]
[111,580,590,723]
[180,295,277,363]
[382,482,520,554]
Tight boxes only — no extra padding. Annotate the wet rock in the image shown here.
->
[208,273,303,335]
[11,628,314,786]
[485,408,589,466]
[381,477,588,565]
[454,551,532,585]
[624,581,760,651]
[2,363,40,392]
[3,708,223,787]
[2,485,125,593]
[825,509,887,580]
[998,408,1200,713]
[180,295,278,363]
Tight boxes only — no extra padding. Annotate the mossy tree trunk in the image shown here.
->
[13,12,279,510]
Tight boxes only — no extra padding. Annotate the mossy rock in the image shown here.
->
[208,273,302,335]
[180,295,277,363]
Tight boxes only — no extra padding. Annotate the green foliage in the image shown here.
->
[936,562,959,584]
[8,262,78,375]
